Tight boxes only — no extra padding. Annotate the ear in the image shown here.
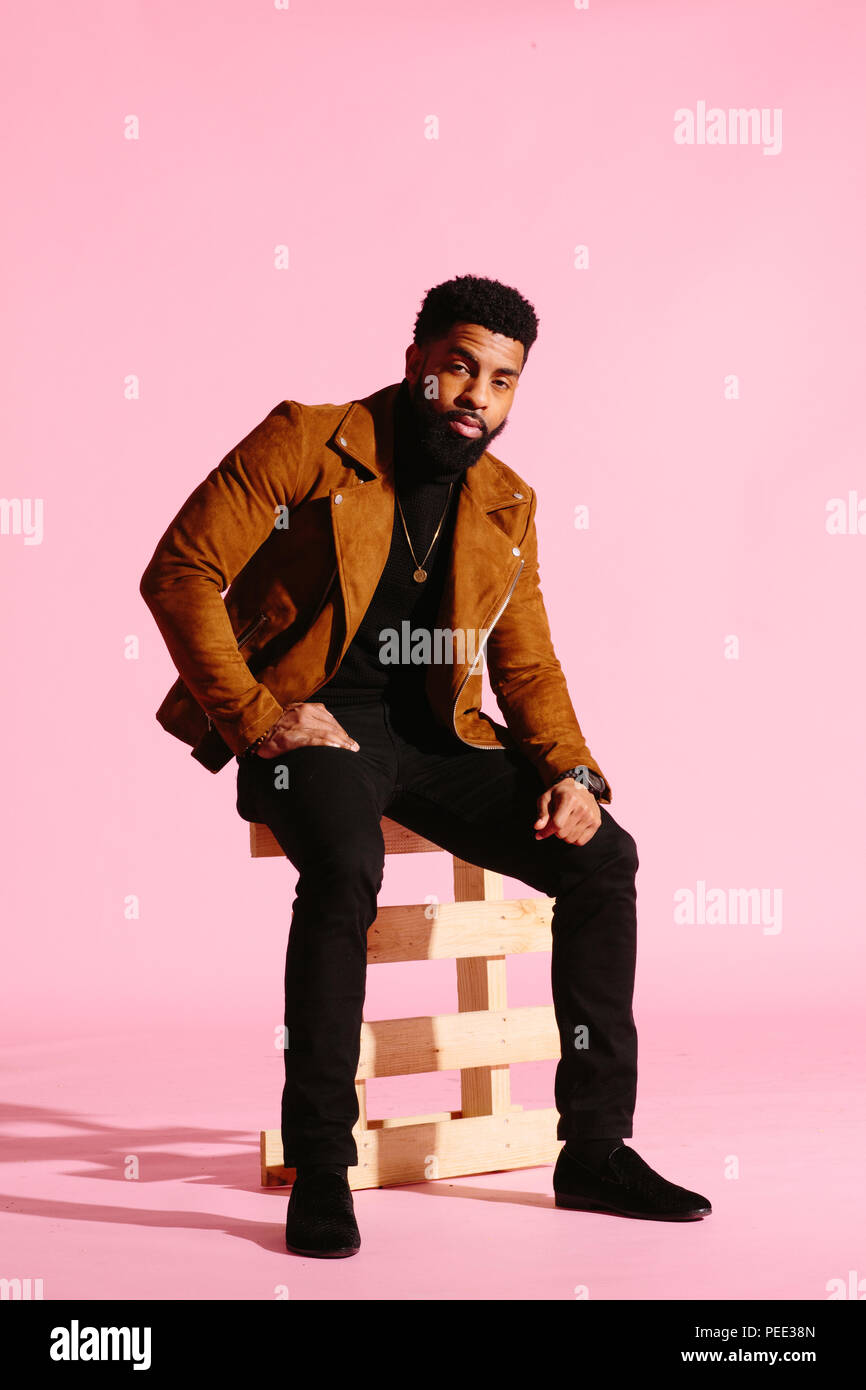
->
[404,342,422,384]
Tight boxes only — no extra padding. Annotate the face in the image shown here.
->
[403,322,524,473]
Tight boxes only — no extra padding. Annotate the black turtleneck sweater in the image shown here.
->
[314,381,467,715]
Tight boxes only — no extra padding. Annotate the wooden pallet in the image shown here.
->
[252,816,561,1190]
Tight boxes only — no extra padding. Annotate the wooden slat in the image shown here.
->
[366,1110,458,1128]
[452,857,510,1117]
[364,1106,523,1129]
[355,1079,367,1130]
[249,816,442,859]
[260,1129,280,1186]
[367,897,553,962]
[249,822,281,858]
[356,1006,559,1078]
[261,1108,561,1190]
[379,818,444,855]
[452,859,503,904]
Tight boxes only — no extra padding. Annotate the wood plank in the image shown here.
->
[356,1006,559,1078]
[365,1110,458,1129]
[355,1079,367,1130]
[262,1108,561,1189]
[249,822,281,858]
[368,898,553,962]
[452,856,511,1116]
[380,818,444,855]
[364,1104,523,1130]
[249,817,442,859]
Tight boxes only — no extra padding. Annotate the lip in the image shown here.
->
[449,416,484,438]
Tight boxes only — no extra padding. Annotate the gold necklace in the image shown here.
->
[395,481,454,582]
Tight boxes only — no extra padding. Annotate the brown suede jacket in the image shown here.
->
[139,380,610,800]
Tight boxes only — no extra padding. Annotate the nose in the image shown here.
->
[455,384,488,416]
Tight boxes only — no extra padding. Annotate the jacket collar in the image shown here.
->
[329,381,523,512]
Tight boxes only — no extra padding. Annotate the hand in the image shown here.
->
[254,703,360,757]
[534,779,601,846]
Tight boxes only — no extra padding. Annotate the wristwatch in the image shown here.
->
[551,765,608,801]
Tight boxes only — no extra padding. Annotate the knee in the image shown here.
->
[610,823,639,874]
[543,819,639,902]
[555,817,638,888]
[235,760,259,823]
[301,835,386,897]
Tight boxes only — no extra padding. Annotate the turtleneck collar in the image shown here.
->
[393,378,475,487]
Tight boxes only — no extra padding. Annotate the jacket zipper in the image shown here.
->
[302,563,348,701]
[451,558,524,746]
[234,612,268,649]
[206,613,269,732]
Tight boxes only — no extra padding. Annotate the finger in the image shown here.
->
[298,711,359,749]
[550,805,580,835]
[303,734,359,750]
[326,718,360,747]
[534,792,551,829]
[256,731,358,755]
[574,823,600,846]
[572,815,602,846]
[548,806,599,844]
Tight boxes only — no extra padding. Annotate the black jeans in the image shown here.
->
[235,693,639,1167]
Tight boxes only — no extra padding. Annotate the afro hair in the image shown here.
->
[412,274,539,368]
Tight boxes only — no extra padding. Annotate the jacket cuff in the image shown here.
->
[209,688,285,757]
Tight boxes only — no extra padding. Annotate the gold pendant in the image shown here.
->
[413,567,427,582]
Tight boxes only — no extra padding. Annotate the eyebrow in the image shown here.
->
[447,346,521,378]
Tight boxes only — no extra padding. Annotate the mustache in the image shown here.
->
[406,384,504,444]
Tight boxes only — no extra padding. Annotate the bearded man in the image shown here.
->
[140,274,712,1258]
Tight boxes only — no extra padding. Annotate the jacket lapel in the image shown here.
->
[426,474,525,714]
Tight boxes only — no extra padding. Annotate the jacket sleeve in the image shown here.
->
[483,490,612,802]
[139,403,300,756]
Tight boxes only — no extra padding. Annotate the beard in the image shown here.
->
[397,376,510,482]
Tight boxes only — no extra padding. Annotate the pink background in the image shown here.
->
[2,0,864,1300]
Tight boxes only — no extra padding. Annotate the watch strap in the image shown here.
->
[551,765,607,800]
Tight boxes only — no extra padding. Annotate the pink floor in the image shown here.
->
[2,1012,862,1301]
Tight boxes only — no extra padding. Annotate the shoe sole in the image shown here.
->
[285,1239,360,1258]
[554,1192,711,1221]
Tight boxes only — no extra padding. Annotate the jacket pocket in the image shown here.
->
[234,611,268,649]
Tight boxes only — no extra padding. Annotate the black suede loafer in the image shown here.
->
[553,1144,712,1221]
[285,1171,361,1257]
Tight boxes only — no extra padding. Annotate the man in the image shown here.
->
[140,274,711,1259]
